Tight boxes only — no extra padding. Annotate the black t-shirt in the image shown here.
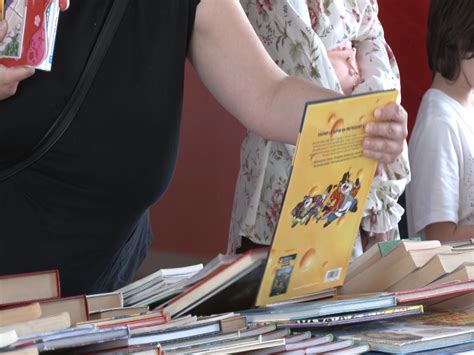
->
[0,0,200,296]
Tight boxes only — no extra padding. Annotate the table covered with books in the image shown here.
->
[0,91,472,354]
[0,238,473,354]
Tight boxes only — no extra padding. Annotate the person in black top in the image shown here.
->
[0,0,409,296]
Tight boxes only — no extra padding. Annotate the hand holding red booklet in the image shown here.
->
[0,0,69,71]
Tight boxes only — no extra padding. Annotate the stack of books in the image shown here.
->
[340,239,474,311]
[1,88,473,353]
[1,254,474,354]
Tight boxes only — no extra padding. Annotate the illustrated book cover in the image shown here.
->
[0,0,68,71]
[255,89,398,306]
[333,311,474,353]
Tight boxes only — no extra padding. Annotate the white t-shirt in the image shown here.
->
[407,89,474,237]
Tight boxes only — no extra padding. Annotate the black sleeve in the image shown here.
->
[186,0,201,52]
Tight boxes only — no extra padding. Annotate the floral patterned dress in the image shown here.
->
[228,0,411,255]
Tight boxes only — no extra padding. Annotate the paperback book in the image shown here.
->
[0,0,68,71]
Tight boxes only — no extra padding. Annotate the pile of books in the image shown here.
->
[340,239,474,311]
[1,245,474,354]
[1,87,473,353]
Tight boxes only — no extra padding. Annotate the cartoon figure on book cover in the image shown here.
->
[290,184,332,227]
[290,171,360,229]
[319,171,360,228]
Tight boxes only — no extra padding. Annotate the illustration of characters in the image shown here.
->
[290,185,332,227]
[319,171,360,228]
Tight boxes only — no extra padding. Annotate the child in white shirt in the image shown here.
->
[407,0,474,242]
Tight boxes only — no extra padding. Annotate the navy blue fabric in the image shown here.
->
[0,0,200,296]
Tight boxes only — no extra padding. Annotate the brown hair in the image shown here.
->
[427,0,474,81]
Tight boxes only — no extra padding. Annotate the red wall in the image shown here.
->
[378,0,432,136]
[150,0,432,258]
[150,63,246,257]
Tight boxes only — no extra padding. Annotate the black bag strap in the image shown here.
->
[0,0,130,182]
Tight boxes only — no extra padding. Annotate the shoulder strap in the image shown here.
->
[0,0,130,182]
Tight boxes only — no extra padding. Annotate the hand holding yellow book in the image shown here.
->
[256,90,398,306]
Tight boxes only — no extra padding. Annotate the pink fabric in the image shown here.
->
[327,42,361,95]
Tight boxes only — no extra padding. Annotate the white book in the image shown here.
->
[36,0,60,71]
[119,264,203,299]
[0,330,18,348]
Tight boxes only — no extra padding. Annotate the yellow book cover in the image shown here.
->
[0,0,3,21]
[255,90,398,306]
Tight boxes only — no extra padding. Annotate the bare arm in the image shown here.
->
[425,222,474,243]
[189,0,335,144]
[189,0,407,162]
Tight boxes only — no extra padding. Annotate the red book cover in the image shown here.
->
[0,0,69,69]
[392,280,474,304]
[0,0,51,67]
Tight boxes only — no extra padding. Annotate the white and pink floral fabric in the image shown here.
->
[228,0,411,256]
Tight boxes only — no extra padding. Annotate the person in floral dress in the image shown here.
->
[228,0,411,256]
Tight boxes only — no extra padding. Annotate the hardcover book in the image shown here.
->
[39,295,89,325]
[256,90,398,306]
[390,280,474,306]
[387,250,474,292]
[430,262,474,286]
[86,292,124,314]
[0,270,60,307]
[159,248,268,318]
[340,244,452,294]
[345,240,441,282]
